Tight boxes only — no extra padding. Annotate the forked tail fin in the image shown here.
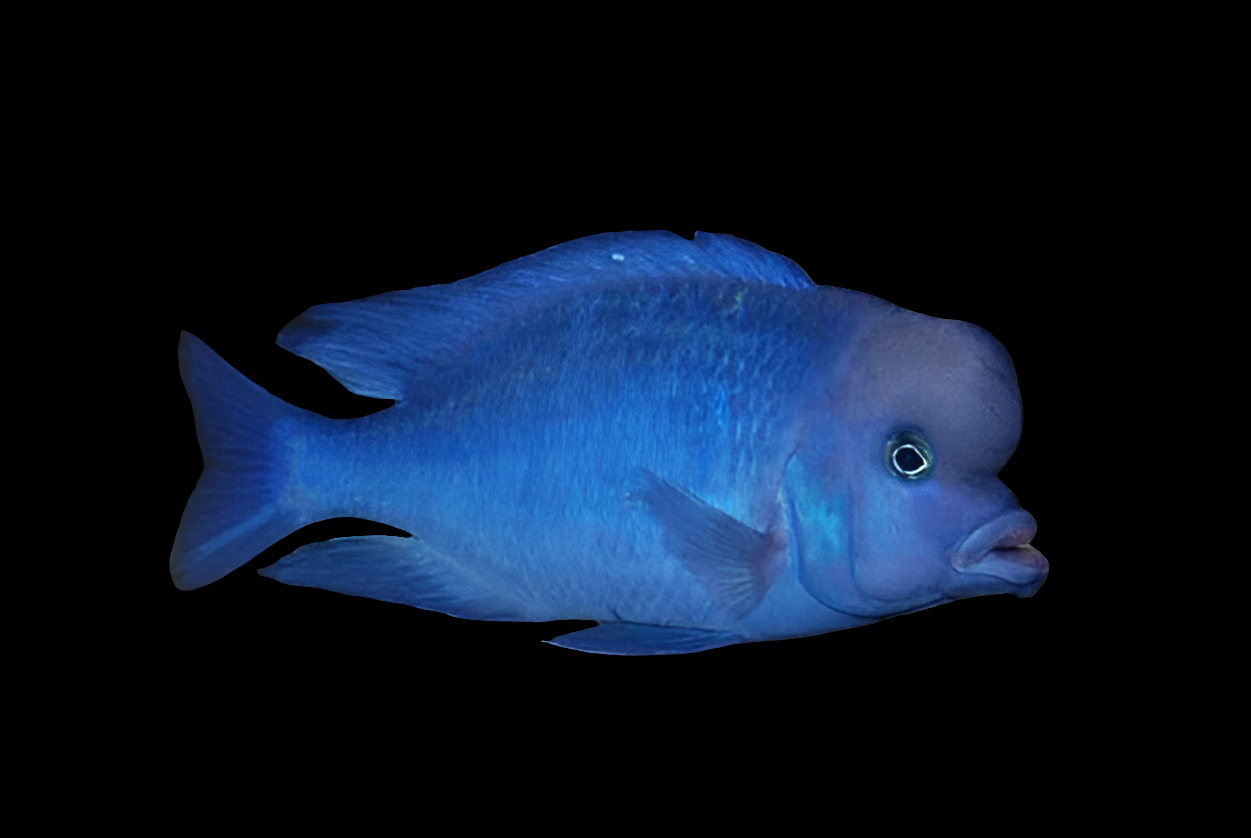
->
[171,332,317,590]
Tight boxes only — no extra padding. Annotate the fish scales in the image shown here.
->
[317,280,824,626]
[171,231,1048,654]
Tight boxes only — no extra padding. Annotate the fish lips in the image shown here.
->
[952,510,1048,596]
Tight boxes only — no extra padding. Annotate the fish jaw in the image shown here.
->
[951,509,1048,595]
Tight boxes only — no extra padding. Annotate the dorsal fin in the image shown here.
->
[276,230,816,401]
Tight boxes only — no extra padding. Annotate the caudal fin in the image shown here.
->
[171,332,315,590]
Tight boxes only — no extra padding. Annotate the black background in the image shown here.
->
[134,134,1085,712]
[155,223,1069,684]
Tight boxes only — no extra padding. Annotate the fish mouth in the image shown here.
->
[952,510,1048,591]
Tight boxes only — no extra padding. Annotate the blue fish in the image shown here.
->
[171,231,1047,655]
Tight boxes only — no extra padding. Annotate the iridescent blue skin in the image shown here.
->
[171,231,1047,654]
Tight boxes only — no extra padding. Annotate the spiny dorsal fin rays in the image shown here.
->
[276,231,816,402]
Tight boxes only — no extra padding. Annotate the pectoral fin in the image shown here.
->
[546,623,744,655]
[631,471,781,618]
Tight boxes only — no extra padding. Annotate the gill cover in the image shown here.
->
[785,294,1045,618]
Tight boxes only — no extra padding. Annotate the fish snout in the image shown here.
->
[952,509,1048,594]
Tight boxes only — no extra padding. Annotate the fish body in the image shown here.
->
[171,231,1047,654]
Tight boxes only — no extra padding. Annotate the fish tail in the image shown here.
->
[170,332,315,591]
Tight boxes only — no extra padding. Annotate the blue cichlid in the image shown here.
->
[171,231,1047,655]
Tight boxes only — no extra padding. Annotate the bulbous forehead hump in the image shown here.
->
[848,306,1023,472]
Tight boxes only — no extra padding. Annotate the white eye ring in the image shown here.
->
[892,443,930,477]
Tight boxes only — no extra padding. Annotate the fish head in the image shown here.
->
[785,293,1048,619]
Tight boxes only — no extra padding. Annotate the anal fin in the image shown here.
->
[546,623,744,655]
[258,535,529,622]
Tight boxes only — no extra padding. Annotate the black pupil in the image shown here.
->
[895,446,925,473]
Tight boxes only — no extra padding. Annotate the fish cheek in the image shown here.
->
[846,473,952,605]
[783,449,901,618]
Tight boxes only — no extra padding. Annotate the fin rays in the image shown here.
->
[276,231,815,401]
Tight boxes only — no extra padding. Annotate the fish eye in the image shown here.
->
[885,431,932,479]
